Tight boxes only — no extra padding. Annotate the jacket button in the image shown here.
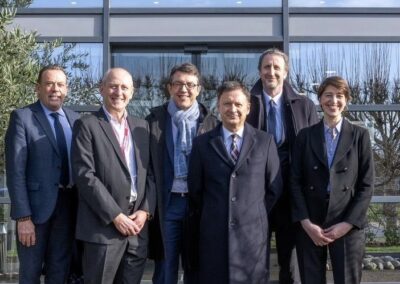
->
[344,167,348,171]
[231,197,237,202]
[313,166,318,170]
[229,220,236,227]
[126,196,130,200]
[310,186,315,190]
[343,186,349,191]
[231,173,236,178]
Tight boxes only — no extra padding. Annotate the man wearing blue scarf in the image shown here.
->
[147,63,218,284]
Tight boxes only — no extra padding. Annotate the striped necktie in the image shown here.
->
[230,134,240,163]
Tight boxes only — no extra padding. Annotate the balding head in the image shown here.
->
[100,68,135,120]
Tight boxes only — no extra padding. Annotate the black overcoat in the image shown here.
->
[188,123,282,284]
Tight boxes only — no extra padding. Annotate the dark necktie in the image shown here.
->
[50,112,69,186]
[230,134,240,163]
[268,100,278,144]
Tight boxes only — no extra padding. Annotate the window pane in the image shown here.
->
[290,0,400,8]
[35,43,103,105]
[112,52,191,117]
[200,52,260,113]
[289,42,400,196]
[29,0,102,8]
[111,0,281,8]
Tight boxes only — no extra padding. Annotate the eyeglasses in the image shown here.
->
[170,81,199,90]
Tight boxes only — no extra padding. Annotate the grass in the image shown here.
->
[365,246,400,254]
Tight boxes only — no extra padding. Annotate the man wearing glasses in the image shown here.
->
[147,63,218,284]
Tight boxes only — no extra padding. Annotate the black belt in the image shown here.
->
[171,192,188,197]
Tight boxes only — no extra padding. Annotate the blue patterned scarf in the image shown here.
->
[167,100,200,178]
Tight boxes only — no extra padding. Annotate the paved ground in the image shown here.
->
[0,253,399,283]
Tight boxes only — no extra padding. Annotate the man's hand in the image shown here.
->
[113,213,140,236]
[323,222,353,240]
[129,210,148,235]
[17,219,36,247]
[301,219,334,247]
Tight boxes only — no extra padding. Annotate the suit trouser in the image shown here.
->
[269,197,296,284]
[296,226,364,284]
[16,189,76,284]
[153,193,195,284]
[83,240,146,284]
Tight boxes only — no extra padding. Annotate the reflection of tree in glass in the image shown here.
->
[33,43,102,106]
[290,43,400,245]
[122,54,189,117]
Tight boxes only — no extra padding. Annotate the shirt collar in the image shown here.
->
[40,101,65,117]
[102,105,128,124]
[263,90,283,107]
[222,126,244,141]
[324,117,344,134]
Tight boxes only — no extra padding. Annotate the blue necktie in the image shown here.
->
[268,100,279,144]
[50,112,69,186]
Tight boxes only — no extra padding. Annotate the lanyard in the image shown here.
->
[111,118,130,159]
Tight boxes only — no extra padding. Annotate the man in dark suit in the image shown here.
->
[147,63,218,284]
[247,48,319,284]
[5,65,80,283]
[188,81,282,283]
[72,67,155,283]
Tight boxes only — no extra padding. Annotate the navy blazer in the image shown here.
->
[5,100,79,224]
[291,119,374,229]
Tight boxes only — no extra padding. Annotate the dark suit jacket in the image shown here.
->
[145,102,218,260]
[290,119,374,229]
[247,80,319,156]
[247,79,319,226]
[5,100,79,224]
[72,108,156,258]
[188,123,282,284]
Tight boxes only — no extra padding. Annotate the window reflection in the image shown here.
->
[290,0,400,7]
[35,43,103,105]
[111,0,280,8]
[290,42,400,197]
[201,52,260,113]
[112,52,191,117]
[28,0,102,8]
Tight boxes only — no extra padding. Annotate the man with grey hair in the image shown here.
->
[247,48,319,284]
[72,67,155,283]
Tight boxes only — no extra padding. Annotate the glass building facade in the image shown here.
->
[1,0,400,281]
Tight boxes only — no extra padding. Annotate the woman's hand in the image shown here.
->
[301,219,334,246]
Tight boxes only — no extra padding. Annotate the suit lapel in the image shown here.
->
[310,121,329,168]
[64,107,78,128]
[128,117,146,201]
[31,101,60,156]
[165,114,175,165]
[331,119,353,166]
[235,123,256,170]
[209,124,235,168]
[97,108,129,171]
